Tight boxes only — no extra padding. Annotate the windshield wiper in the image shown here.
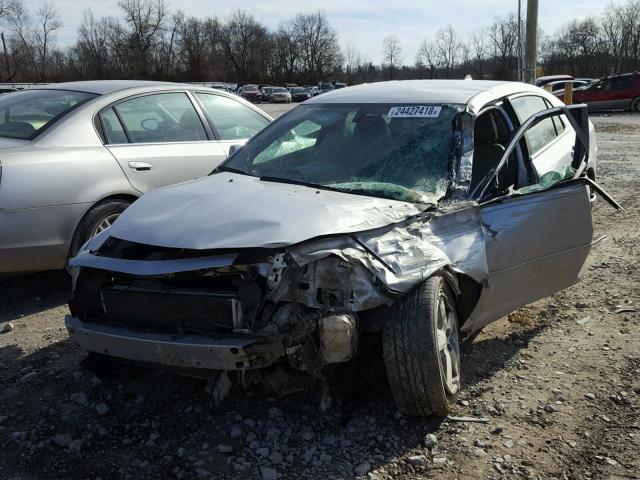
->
[211,165,253,176]
[258,175,344,193]
[258,175,423,203]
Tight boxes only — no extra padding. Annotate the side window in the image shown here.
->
[114,93,207,144]
[611,76,634,90]
[99,108,128,144]
[543,98,565,135]
[510,95,558,155]
[195,93,269,140]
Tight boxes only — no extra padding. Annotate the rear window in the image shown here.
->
[0,89,97,140]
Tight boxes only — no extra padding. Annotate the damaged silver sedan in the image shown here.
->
[65,80,620,417]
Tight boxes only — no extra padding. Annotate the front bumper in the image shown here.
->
[65,316,283,370]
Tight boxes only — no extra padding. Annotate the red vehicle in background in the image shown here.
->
[237,84,263,103]
[568,72,640,112]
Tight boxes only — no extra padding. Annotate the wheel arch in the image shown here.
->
[434,267,483,329]
[67,193,139,258]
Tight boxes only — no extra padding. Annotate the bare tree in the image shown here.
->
[382,35,402,79]
[222,9,269,82]
[469,29,487,76]
[32,1,61,80]
[7,0,37,79]
[268,22,299,83]
[176,16,213,81]
[74,10,112,78]
[434,25,460,77]
[488,13,518,80]
[344,41,361,84]
[291,11,342,82]
[118,0,167,77]
[154,10,182,79]
[415,39,437,78]
[601,0,640,74]
[0,0,21,79]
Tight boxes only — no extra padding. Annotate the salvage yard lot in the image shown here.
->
[1,112,639,480]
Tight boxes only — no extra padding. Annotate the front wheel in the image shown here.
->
[382,274,461,417]
[632,97,640,113]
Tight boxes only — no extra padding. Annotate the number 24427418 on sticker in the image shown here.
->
[387,105,442,118]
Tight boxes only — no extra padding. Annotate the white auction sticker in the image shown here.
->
[387,105,441,118]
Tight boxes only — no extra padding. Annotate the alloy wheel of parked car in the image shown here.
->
[382,274,460,417]
[90,213,121,238]
[68,199,131,262]
[632,97,640,113]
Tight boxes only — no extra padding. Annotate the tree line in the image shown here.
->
[0,0,638,85]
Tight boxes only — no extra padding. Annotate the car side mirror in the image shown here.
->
[228,144,243,157]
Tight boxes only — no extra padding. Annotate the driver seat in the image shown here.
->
[470,113,505,192]
[348,115,392,175]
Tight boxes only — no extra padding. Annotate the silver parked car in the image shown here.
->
[0,80,271,274]
[66,80,620,416]
[269,87,292,103]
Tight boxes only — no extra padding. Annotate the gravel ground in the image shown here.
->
[0,113,638,480]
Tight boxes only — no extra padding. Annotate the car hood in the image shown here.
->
[106,172,423,250]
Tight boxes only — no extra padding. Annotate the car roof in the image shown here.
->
[304,80,543,109]
[32,80,200,95]
[536,74,574,83]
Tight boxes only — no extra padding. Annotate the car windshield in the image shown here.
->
[292,88,307,93]
[272,88,288,93]
[0,89,97,140]
[222,103,463,204]
[244,86,259,92]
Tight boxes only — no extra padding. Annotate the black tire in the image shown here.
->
[382,274,461,417]
[68,199,130,260]
[632,97,640,113]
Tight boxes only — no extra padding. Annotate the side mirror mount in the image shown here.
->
[228,144,243,157]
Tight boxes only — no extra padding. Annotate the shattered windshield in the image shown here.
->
[223,103,463,204]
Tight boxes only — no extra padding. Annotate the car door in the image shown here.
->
[605,75,636,109]
[100,91,227,193]
[192,92,271,156]
[466,104,598,331]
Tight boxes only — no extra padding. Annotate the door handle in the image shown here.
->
[128,161,153,171]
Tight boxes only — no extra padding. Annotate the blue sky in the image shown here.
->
[50,0,614,63]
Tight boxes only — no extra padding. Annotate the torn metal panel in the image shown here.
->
[274,256,391,311]
[288,204,488,296]
[69,250,238,275]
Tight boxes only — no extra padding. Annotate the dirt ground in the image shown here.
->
[0,112,638,480]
